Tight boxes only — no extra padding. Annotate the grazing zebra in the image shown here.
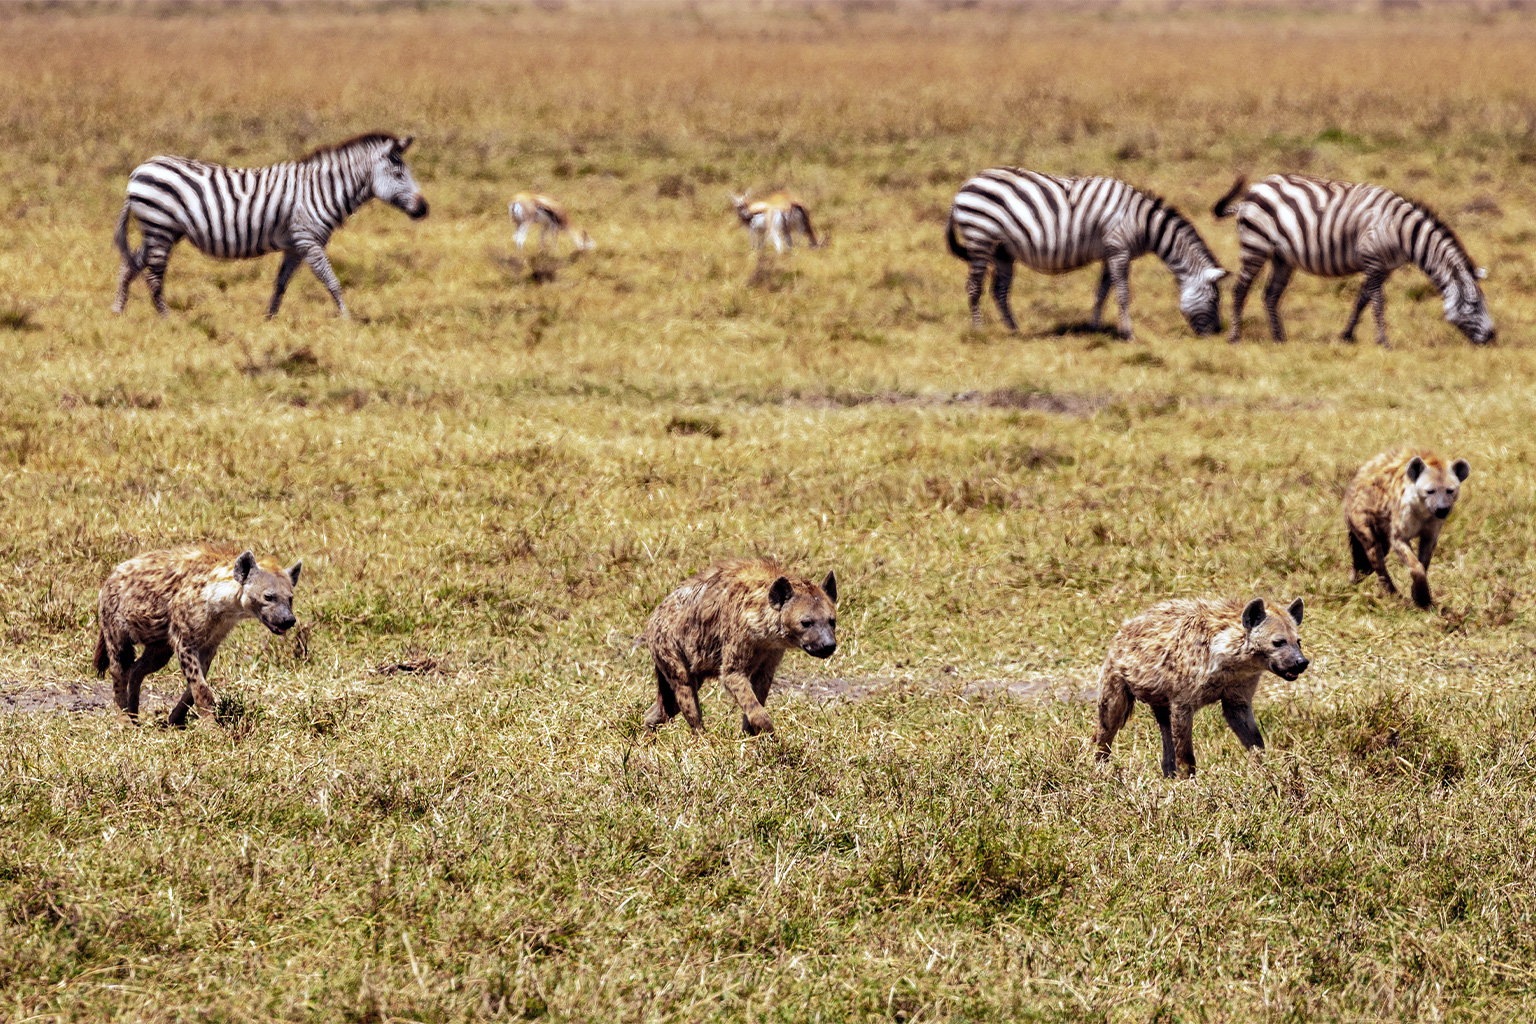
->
[1213,174,1494,347]
[508,193,594,254]
[113,133,429,319]
[731,191,821,253]
[947,168,1227,339]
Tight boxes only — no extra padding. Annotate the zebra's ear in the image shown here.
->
[1203,266,1228,283]
[1476,266,1488,280]
[399,136,415,153]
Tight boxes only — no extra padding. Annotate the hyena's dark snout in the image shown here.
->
[804,641,837,659]
[265,610,297,635]
[1274,653,1309,681]
[1434,506,1453,520]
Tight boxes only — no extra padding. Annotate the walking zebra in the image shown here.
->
[1213,174,1494,347]
[508,193,594,254]
[946,169,1227,339]
[731,191,821,253]
[113,133,429,318]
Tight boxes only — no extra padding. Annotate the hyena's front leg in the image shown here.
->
[1393,537,1434,608]
[167,641,218,729]
[1150,703,1178,779]
[1092,670,1135,762]
[743,660,783,737]
[719,670,774,736]
[643,664,682,733]
[1169,703,1198,778]
[1220,698,1264,753]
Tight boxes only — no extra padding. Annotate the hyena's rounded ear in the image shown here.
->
[768,576,794,609]
[1241,597,1267,632]
[822,570,837,603]
[1287,597,1304,626]
[1406,456,1426,482]
[234,551,257,585]
[286,559,303,586]
[1452,458,1470,481]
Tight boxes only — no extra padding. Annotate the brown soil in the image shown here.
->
[0,679,175,715]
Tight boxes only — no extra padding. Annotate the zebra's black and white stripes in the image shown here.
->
[947,168,1227,339]
[113,133,429,318]
[1213,174,1494,346]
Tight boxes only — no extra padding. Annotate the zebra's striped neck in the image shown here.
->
[1139,199,1222,286]
[1402,204,1475,299]
[300,142,381,219]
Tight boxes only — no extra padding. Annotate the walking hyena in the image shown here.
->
[642,559,837,736]
[1093,596,1308,778]
[94,547,302,727]
[1344,447,1470,609]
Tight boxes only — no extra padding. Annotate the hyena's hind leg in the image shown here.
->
[126,642,172,721]
[1093,670,1136,762]
[1348,529,1375,585]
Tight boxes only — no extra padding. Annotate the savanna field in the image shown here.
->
[3,2,1536,1020]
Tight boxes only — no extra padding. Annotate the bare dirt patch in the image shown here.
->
[0,679,175,715]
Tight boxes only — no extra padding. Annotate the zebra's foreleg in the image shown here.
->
[990,252,1018,332]
[1090,263,1112,330]
[965,254,988,328]
[299,243,349,318]
[1228,253,1266,344]
[1261,259,1293,342]
[1107,253,1133,340]
[267,251,304,319]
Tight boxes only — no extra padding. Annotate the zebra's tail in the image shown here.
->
[945,208,969,260]
[1212,177,1248,219]
[113,201,140,271]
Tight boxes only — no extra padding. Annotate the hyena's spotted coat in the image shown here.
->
[1094,596,1308,778]
[642,558,837,736]
[94,546,302,727]
[1344,447,1470,609]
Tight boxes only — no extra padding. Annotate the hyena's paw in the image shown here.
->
[741,710,776,736]
[1411,577,1434,609]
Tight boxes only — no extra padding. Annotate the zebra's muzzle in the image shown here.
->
[407,195,430,220]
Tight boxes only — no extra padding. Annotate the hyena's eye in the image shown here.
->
[1271,638,1286,648]
[829,618,836,628]
[801,619,815,629]
[263,591,276,602]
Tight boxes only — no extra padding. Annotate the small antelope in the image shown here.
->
[508,192,593,254]
[731,190,821,253]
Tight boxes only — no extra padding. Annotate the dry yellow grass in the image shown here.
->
[1,3,1536,1021]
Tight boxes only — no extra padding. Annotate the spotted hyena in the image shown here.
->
[642,558,837,736]
[1094,596,1308,778]
[94,547,302,727]
[1344,447,1470,609]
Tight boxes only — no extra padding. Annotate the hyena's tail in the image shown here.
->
[93,631,110,676]
[1212,177,1248,219]
[945,207,969,261]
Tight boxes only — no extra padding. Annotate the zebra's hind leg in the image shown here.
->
[965,253,988,328]
[113,246,145,314]
[142,247,173,317]
[1261,258,1293,342]
[990,252,1018,331]
[1368,271,1391,348]
[1090,263,1112,330]
[1228,252,1267,343]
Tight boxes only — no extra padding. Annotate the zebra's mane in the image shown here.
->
[1140,192,1220,266]
[300,133,399,163]
[1402,196,1476,271]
